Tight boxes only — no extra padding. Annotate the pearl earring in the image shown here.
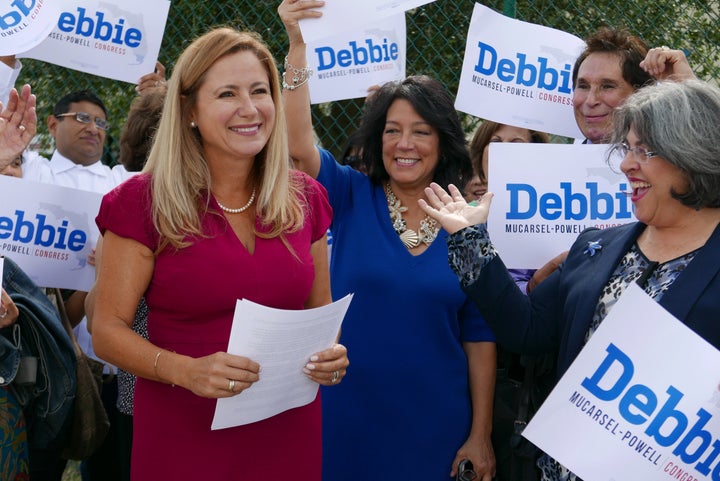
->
[190,121,197,128]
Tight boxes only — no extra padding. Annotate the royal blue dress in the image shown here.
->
[317,149,495,481]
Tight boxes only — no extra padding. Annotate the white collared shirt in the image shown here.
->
[48,150,118,193]
[21,151,54,183]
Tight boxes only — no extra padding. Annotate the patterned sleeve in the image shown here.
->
[95,174,158,251]
[446,223,498,287]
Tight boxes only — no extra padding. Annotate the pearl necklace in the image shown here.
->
[384,183,439,249]
[215,189,256,214]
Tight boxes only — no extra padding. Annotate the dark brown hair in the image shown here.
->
[572,27,652,90]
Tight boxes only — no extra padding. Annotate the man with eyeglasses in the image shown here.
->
[40,90,115,191]
[42,90,123,481]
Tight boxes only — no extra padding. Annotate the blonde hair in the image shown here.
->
[143,27,305,250]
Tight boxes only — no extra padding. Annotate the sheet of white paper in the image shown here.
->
[486,143,635,269]
[523,284,720,480]
[18,0,170,84]
[0,256,4,289]
[299,0,436,43]
[211,294,353,429]
[455,3,585,138]
[0,175,102,291]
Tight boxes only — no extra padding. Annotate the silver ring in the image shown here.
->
[228,379,236,392]
[0,309,7,319]
[18,125,26,132]
[660,45,670,51]
[331,371,339,384]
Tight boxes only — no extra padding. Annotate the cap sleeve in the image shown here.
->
[294,171,332,243]
[95,174,159,251]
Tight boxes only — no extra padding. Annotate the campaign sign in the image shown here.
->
[18,0,169,84]
[486,143,635,270]
[0,175,102,290]
[523,283,720,481]
[0,0,61,55]
[307,14,405,104]
[455,3,585,139]
[299,0,435,43]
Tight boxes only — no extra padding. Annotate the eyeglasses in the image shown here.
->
[55,112,110,131]
[616,141,657,162]
[608,141,658,173]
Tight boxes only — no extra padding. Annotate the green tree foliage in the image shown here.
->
[17,1,719,161]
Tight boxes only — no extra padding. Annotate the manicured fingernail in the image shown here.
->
[310,355,319,362]
[302,368,311,374]
[305,363,316,370]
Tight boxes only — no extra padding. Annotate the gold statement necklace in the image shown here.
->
[385,183,439,249]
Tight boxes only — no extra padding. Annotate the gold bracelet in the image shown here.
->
[153,350,164,378]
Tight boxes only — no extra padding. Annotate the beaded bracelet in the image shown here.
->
[282,55,313,90]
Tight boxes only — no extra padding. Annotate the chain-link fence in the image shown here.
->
[18,0,720,163]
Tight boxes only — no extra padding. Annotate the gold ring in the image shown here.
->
[331,371,339,384]
[228,379,236,392]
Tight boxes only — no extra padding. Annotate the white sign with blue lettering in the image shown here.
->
[299,0,435,43]
[455,3,585,139]
[17,0,169,84]
[307,14,405,104]
[486,143,635,269]
[0,175,102,291]
[523,283,720,481]
[0,0,61,56]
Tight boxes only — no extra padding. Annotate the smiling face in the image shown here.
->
[621,127,689,226]
[191,50,275,165]
[47,100,107,166]
[573,52,636,144]
[381,98,440,192]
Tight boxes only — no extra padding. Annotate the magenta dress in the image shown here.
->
[96,173,332,481]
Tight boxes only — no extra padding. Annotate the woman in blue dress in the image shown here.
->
[279,2,497,480]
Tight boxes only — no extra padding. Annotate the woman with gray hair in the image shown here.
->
[419,79,720,481]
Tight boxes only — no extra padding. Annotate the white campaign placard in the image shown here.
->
[486,143,635,269]
[455,3,586,139]
[0,175,102,290]
[0,0,61,55]
[299,0,435,43]
[307,14,405,104]
[18,0,170,84]
[523,283,720,481]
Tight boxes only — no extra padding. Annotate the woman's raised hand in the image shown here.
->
[419,183,493,235]
[278,0,325,45]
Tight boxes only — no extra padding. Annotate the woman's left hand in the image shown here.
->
[419,183,493,235]
[450,436,496,481]
[0,288,20,328]
[303,343,348,386]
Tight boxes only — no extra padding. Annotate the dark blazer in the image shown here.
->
[464,222,720,380]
